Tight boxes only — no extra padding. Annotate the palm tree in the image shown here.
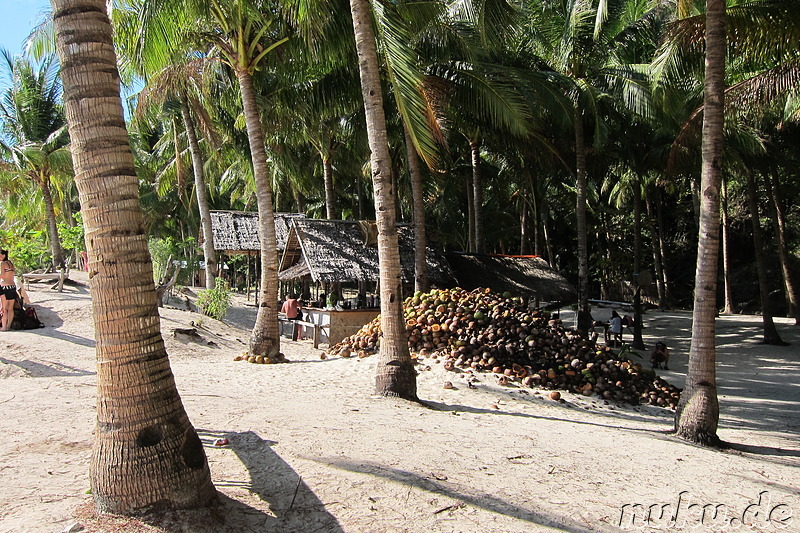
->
[127,0,290,360]
[50,0,216,512]
[522,0,654,332]
[0,51,68,269]
[673,0,725,446]
[349,0,417,399]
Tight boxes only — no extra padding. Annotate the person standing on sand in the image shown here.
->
[0,250,18,331]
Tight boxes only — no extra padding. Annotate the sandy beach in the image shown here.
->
[1,271,798,532]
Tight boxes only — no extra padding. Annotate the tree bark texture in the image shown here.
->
[236,69,281,360]
[181,100,217,291]
[405,125,428,293]
[349,0,417,400]
[574,106,591,332]
[745,170,784,344]
[323,153,336,219]
[51,0,216,512]
[674,0,725,447]
[470,138,485,254]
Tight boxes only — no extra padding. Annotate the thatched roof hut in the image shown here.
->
[279,219,453,285]
[447,253,576,302]
[210,211,303,253]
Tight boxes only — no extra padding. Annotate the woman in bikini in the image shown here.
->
[0,250,18,331]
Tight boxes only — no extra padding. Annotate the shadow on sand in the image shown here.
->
[193,429,344,533]
[312,456,599,532]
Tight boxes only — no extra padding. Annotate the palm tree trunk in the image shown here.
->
[655,188,672,306]
[181,99,217,290]
[721,175,734,314]
[405,126,428,293]
[645,190,667,309]
[323,153,335,219]
[765,171,799,324]
[235,68,281,360]
[51,0,216,512]
[350,0,417,400]
[40,176,65,270]
[674,0,725,447]
[469,138,485,254]
[574,106,591,333]
[745,170,784,344]
[632,175,645,349]
[519,197,529,255]
[466,180,475,252]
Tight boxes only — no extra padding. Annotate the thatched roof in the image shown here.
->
[447,253,576,302]
[210,211,304,253]
[279,219,453,285]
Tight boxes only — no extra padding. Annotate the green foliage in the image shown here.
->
[198,278,231,320]
[0,228,49,273]
[148,235,198,284]
[58,212,86,258]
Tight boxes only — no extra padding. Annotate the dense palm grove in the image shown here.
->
[2,0,797,318]
[1,0,798,515]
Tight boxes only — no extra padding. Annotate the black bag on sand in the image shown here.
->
[11,298,44,330]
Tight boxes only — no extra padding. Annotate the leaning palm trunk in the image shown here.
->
[40,177,65,270]
[745,170,784,344]
[674,0,725,447]
[765,171,799,324]
[236,69,281,360]
[574,107,591,333]
[350,0,417,400]
[405,126,428,293]
[181,100,217,290]
[51,0,216,512]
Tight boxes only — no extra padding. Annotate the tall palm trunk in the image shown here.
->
[721,175,734,314]
[631,175,644,349]
[674,0,725,447]
[655,188,672,306]
[469,138,485,254]
[519,198,529,255]
[466,181,475,252]
[645,190,666,309]
[405,126,428,293]
[765,171,799,324]
[39,176,65,269]
[323,153,336,219]
[574,106,591,333]
[51,0,216,512]
[236,68,281,360]
[350,0,417,400]
[745,170,784,344]
[181,99,217,290]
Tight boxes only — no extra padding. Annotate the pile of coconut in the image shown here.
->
[328,287,681,409]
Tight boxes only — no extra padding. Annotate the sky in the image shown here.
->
[0,0,51,56]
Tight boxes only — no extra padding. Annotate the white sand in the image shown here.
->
[1,271,798,532]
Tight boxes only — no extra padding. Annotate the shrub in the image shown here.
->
[198,278,232,320]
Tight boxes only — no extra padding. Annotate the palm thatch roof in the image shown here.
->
[279,219,453,285]
[447,253,576,302]
[210,211,304,253]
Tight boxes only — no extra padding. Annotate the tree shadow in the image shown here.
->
[196,429,344,532]
[0,356,94,377]
[312,456,598,532]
